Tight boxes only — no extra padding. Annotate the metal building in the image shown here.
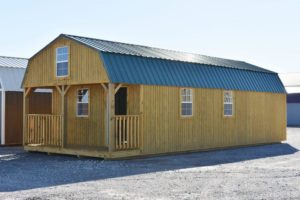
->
[0,56,52,145]
[280,73,300,126]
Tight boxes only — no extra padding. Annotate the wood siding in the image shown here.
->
[141,85,286,155]
[23,37,109,87]
[60,84,141,148]
[29,92,52,114]
[5,91,52,145]
[27,83,141,149]
[65,84,106,148]
[125,84,140,115]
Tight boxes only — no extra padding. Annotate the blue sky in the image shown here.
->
[0,0,299,73]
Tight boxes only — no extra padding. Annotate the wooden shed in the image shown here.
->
[0,56,52,145]
[22,34,286,159]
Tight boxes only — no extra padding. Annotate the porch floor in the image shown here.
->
[24,145,141,160]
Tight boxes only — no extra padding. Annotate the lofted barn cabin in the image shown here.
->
[22,34,286,159]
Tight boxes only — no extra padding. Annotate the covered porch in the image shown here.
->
[23,83,143,159]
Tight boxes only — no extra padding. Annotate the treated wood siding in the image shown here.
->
[29,92,52,114]
[23,37,109,87]
[52,89,62,115]
[50,84,140,149]
[65,84,106,148]
[142,85,286,154]
[126,84,140,115]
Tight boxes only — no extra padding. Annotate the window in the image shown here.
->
[181,88,193,116]
[77,89,89,117]
[224,91,233,116]
[56,46,69,77]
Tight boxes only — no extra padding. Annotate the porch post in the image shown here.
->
[100,83,109,146]
[108,83,115,152]
[56,85,70,148]
[23,87,31,146]
[61,86,65,148]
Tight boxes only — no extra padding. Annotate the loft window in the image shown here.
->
[181,88,193,117]
[224,91,234,116]
[56,46,69,77]
[77,89,89,117]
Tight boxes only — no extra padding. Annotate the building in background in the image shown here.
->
[280,73,300,127]
[0,56,52,145]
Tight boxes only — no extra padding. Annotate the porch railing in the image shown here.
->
[26,114,63,146]
[114,115,140,150]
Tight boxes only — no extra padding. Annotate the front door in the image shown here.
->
[115,87,127,115]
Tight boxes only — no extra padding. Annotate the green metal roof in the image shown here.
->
[27,34,285,93]
[63,34,275,74]
[100,52,285,93]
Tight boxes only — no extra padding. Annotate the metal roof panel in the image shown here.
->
[0,56,28,68]
[0,56,28,91]
[64,34,275,74]
[100,52,285,93]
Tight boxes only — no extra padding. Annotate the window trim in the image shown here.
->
[76,88,89,118]
[180,88,193,118]
[223,90,234,117]
[55,46,69,78]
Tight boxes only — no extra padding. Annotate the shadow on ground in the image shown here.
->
[0,142,298,192]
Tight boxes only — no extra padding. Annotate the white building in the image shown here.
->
[0,56,52,145]
[280,73,300,126]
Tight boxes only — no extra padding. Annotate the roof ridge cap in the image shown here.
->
[63,33,275,74]
[63,34,246,63]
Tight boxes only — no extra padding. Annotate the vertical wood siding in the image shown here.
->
[52,89,62,115]
[126,84,140,115]
[142,85,286,155]
[23,37,109,87]
[29,92,52,114]
[62,84,106,148]
[41,84,141,149]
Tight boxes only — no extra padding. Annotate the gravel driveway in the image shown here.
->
[0,128,299,200]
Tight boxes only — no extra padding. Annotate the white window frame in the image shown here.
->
[56,46,69,77]
[76,88,89,117]
[180,88,193,117]
[223,90,234,117]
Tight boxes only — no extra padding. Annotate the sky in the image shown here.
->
[0,0,299,73]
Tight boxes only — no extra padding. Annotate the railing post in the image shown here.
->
[108,83,115,152]
[23,87,31,146]
[139,85,143,150]
[61,88,65,148]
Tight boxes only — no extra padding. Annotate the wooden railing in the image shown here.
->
[26,114,63,146]
[114,115,140,150]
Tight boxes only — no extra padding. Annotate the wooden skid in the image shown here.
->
[25,141,282,160]
[24,145,141,160]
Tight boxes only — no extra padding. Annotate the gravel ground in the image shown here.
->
[0,128,299,200]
